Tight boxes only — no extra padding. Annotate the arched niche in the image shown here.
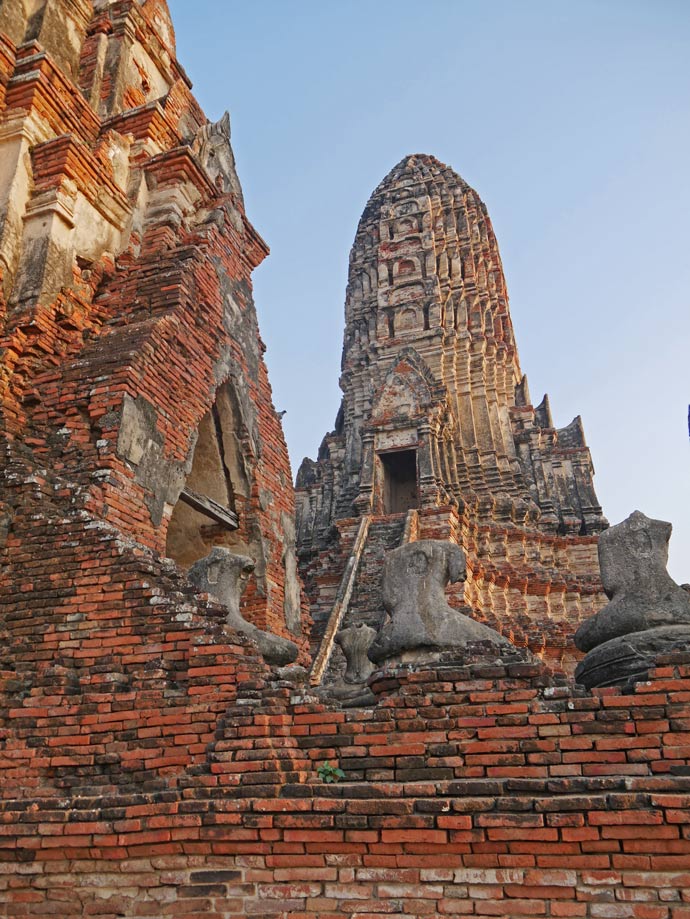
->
[166,382,252,568]
[390,282,424,307]
[394,216,419,238]
[397,306,419,332]
[394,257,420,280]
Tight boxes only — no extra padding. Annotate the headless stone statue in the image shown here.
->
[188,547,298,666]
[368,540,513,666]
[576,510,690,651]
[575,511,690,689]
[336,622,377,684]
[313,622,378,708]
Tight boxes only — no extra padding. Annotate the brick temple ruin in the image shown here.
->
[296,154,608,684]
[1,2,690,917]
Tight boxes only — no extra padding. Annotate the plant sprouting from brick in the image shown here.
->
[316,761,346,783]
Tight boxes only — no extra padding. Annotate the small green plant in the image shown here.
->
[316,761,346,784]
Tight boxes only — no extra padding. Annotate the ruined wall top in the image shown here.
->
[0,0,185,121]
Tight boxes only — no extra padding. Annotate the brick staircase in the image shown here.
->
[345,514,407,629]
[319,513,407,685]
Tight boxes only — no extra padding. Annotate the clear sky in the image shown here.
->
[168,0,690,581]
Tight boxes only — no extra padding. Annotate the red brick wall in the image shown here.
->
[1,657,689,915]
[0,7,307,649]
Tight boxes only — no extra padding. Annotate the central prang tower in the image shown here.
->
[296,154,608,679]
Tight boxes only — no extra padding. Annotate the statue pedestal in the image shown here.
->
[368,652,550,702]
[575,625,690,691]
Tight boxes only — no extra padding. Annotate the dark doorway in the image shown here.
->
[380,449,418,514]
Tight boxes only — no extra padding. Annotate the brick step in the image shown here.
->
[321,515,407,684]
[344,516,406,626]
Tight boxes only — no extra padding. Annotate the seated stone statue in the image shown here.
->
[311,622,378,709]
[575,510,690,689]
[336,622,377,684]
[188,547,298,666]
[368,540,513,666]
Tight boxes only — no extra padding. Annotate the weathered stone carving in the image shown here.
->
[576,510,690,650]
[192,112,244,203]
[575,511,690,689]
[274,664,309,686]
[336,623,377,684]
[368,540,513,665]
[188,547,298,665]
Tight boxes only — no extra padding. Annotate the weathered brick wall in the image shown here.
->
[1,659,689,916]
[0,0,308,650]
[3,800,690,918]
[0,449,273,800]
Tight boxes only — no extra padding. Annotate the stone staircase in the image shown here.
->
[344,514,407,631]
[314,513,407,686]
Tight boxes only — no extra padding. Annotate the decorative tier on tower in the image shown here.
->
[296,154,608,680]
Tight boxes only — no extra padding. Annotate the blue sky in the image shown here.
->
[168,0,690,580]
